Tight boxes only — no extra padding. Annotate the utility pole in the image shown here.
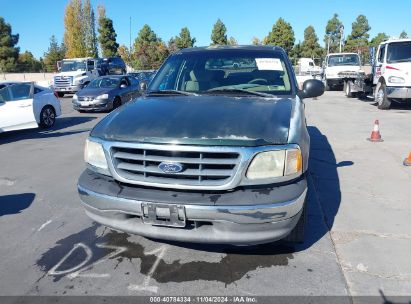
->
[327,35,331,55]
[339,25,344,53]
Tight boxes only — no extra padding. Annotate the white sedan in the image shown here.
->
[0,82,61,133]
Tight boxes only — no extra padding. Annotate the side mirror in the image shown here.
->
[298,79,325,99]
[139,81,147,92]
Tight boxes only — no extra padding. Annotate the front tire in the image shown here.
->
[39,106,56,129]
[344,81,354,98]
[324,78,330,91]
[283,200,307,243]
[376,82,391,110]
[112,97,122,110]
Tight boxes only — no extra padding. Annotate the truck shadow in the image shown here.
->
[0,116,97,145]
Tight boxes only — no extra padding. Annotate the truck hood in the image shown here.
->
[55,71,86,78]
[91,95,293,146]
[326,65,362,76]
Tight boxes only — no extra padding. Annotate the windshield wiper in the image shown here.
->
[146,90,198,96]
[205,88,273,97]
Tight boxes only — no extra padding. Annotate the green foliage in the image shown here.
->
[64,0,98,58]
[132,24,169,70]
[83,0,98,58]
[43,35,66,72]
[98,15,119,57]
[228,36,238,46]
[117,44,131,67]
[300,26,323,58]
[0,17,19,72]
[17,51,42,72]
[265,18,295,54]
[399,31,408,39]
[324,13,343,53]
[175,27,196,49]
[252,37,261,45]
[370,32,389,48]
[211,19,228,45]
[345,15,371,63]
[290,41,302,65]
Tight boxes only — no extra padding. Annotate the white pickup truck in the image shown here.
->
[53,58,99,97]
[322,53,362,90]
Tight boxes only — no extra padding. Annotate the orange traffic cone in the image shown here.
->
[367,120,383,142]
[404,152,411,166]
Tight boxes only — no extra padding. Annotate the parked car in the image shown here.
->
[0,82,61,133]
[72,75,140,112]
[78,45,324,245]
[98,57,127,76]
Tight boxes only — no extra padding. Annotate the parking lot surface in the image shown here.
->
[0,93,410,300]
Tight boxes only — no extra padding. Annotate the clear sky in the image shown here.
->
[2,0,411,59]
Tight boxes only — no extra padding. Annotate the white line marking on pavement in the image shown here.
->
[128,245,167,293]
[37,220,52,232]
[48,243,92,276]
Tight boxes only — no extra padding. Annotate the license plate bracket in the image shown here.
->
[141,203,186,227]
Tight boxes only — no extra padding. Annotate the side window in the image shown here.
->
[378,45,386,63]
[87,61,95,71]
[0,87,12,102]
[9,83,32,100]
[34,87,43,94]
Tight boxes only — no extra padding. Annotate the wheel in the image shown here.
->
[344,81,353,98]
[57,92,64,98]
[323,78,330,91]
[376,82,391,110]
[112,97,122,110]
[283,200,307,243]
[39,106,56,128]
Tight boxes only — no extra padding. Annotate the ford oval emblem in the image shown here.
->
[158,162,184,174]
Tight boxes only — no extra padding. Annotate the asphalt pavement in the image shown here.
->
[0,93,410,301]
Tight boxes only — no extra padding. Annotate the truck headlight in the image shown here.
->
[96,94,109,100]
[246,148,302,180]
[84,139,108,171]
[388,76,405,83]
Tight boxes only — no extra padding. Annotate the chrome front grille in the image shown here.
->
[111,146,241,188]
[78,96,95,101]
[54,76,73,88]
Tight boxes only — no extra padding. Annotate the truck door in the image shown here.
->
[374,44,386,85]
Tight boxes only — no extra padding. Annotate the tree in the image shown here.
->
[345,15,371,63]
[300,26,323,59]
[211,19,228,45]
[370,32,389,48]
[97,8,119,57]
[175,27,196,49]
[228,36,238,46]
[17,51,42,72]
[252,37,261,45]
[399,31,408,39]
[132,25,169,70]
[167,38,178,54]
[0,17,19,72]
[43,35,66,72]
[265,18,295,54]
[324,14,343,53]
[117,44,131,67]
[64,0,85,58]
[290,41,302,65]
[83,0,98,57]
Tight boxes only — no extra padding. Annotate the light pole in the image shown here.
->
[339,25,344,53]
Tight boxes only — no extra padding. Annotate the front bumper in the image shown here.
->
[78,169,307,245]
[72,100,113,111]
[386,86,411,99]
[53,84,83,93]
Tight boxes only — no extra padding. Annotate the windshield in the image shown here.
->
[87,77,121,89]
[387,41,411,63]
[61,61,86,72]
[328,54,360,66]
[149,49,293,96]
